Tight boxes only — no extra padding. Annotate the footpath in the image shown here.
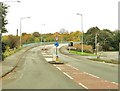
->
[0,45,38,78]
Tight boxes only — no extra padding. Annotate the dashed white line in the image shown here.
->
[79,83,88,89]
[42,53,46,55]
[45,58,53,62]
[43,55,52,57]
[19,73,24,79]
[83,72,100,78]
[66,64,79,70]
[71,66,79,71]
[112,82,118,85]
[56,67,62,71]
[53,64,56,66]
[63,72,73,79]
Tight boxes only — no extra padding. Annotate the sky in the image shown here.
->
[1,0,119,35]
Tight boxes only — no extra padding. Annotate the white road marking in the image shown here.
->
[79,83,88,89]
[83,72,100,78]
[43,55,53,57]
[45,58,53,62]
[56,67,62,71]
[63,72,73,79]
[112,82,118,85]
[66,64,79,70]
[71,66,79,71]
[17,58,27,81]
[53,64,56,66]
[19,73,24,79]
[42,53,46,55]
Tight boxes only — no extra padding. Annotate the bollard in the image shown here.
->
[56,55,59,62]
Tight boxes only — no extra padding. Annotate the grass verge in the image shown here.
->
[3,47,22,60]
[70,50,95,56]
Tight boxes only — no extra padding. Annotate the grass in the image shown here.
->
[3,47,22,60]
[70,50,95,56]
[70,50,119,64]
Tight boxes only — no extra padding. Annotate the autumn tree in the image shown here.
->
[69,31,82,42]
[22,33,31,44]
[2,35,19,49]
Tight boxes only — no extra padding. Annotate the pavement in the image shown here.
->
[0,46,37,78]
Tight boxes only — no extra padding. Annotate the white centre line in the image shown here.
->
[63,72,73,79]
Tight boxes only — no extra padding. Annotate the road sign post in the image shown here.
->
[54,42,59,56]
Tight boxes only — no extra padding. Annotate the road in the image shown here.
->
[58,46,118,83]
[2,45,83,89]
[2,44,119,89]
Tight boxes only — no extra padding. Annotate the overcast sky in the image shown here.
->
[1,0,119,35]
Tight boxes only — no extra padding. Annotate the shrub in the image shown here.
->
[72,44,93,53]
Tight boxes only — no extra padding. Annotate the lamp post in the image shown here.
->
[3,0,21,3]
[76,13,84,54]
[41,24,45,46]
[20,17,30,48]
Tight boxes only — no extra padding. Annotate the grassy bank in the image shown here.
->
[70,50,118,64]
[70,50,95,56]
[3,47,22,60]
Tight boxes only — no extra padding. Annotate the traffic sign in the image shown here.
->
[55,36,58,41]
[54,42,59,47]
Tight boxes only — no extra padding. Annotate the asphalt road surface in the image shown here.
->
[2,46,83,89]
[2,44,119,89]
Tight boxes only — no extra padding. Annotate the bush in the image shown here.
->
[72,44,93,53]
[3,46,15,60]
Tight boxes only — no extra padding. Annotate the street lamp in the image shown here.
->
[3,0,21,3]
[41,24,45,46]
[20,17,30,47]
[76,13,84,54]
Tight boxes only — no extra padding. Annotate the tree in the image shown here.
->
[2,35,19,49]
[111,30,120,51]
[22,33,31,44]
[69,31,82,42]
[98,29,113,51]
[33,32,40,37]
[86,26,100,35]
[0,2,8,33]
[84,26,100,50]
[59,28,68,34]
